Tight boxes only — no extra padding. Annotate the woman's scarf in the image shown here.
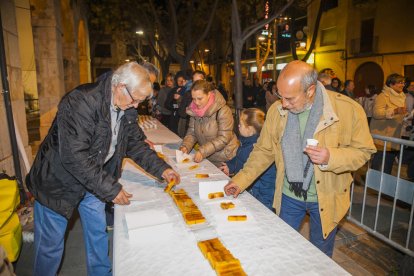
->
[190,92,215,117]
[383,85,406,107]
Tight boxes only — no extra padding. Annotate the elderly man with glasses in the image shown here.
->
[26,62,180,276]
[225,60,376,257]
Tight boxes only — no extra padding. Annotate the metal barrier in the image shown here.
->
[348,134,414,257]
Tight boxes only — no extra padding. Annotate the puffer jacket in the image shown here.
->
[181,91,239,166]
[226,134,276,210]
[232,83,376,238]
[26,75,171,219]
[370,85,406,150]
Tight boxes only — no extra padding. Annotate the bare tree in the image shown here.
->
[231,0,295,109]
[148,0,219,72]
[256,35,272,84]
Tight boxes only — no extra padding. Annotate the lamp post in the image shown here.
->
[135,29,144,62]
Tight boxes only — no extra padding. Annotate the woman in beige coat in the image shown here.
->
[370,73,407,174]
[180,80,238,167]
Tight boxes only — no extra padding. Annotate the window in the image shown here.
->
[320,27,337,46]
[360,18,374,53]
[94,44,111,58]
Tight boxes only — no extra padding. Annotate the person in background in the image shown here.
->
[150,82,161,120]
[331,77,342,92]
[403,79,414,180]
[180,80,239,167]
[242,79,256,108]
[405,79,414,114]
[255,81,267,111]
[341,80,355,99]
[370,73,407,174]
[357,84,377,125]
[220,108,276,211]
[26,62,180,276]
[156,73,174,126]
[318,73,334,91]
[165,72,188,134]
[265,80,279,111]
[217,81,229,103]
[177,70,206,138]
[224,61,376,257]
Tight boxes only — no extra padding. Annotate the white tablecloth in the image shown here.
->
[113,120,348,275]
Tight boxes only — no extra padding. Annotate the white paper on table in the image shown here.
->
[154,144,163,153]
[175,150,193,163]
[125,209,174,243]
[122,185,157,202]
[199,180,228,200]
[125,209,171,229]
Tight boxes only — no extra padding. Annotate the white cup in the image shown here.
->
[306,139,319,146]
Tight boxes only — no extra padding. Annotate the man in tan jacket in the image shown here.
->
[225,61,376,257]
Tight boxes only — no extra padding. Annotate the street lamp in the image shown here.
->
[135,30,144,62]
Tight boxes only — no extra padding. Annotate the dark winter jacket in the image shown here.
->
[26,75,171,219]
[165,86,182,134]
[226,134,276,210]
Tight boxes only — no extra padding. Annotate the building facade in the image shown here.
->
[308,0,414,96]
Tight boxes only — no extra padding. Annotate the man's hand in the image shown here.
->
[112,188,132,205]
[224,181,241,198]
[219,162,230,176]
[179,146,188,154]
[304,145,330,165]
[194,151,203,163]
[145,139,155,150]
[162,168,181,184]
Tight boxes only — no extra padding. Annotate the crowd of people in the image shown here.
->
[22,59,414,275]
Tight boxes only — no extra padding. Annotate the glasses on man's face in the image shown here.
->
[396,81,405,85]
[124,85,140,105]
[274,90,299,105]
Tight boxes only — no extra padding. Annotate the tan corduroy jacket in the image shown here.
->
[232,86,376,239]
[181,91,239,166]
[370,86,406,151]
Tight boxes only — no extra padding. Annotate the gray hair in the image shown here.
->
[111,62,152,97]
[317,72,331,86]
[302,68,318,91]
[141,61,159,77]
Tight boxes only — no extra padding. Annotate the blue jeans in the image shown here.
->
[34,192,111,276]
[279,194,337,257]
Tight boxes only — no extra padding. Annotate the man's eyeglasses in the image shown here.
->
[274,90,298,104]
[124,85,140,105]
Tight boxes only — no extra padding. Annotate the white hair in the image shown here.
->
[111,62,152,97]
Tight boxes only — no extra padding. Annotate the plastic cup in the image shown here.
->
[306,139,319,146]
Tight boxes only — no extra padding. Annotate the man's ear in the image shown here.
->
[306,84,316,98]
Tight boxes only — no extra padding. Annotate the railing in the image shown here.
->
[348,134,414,257]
